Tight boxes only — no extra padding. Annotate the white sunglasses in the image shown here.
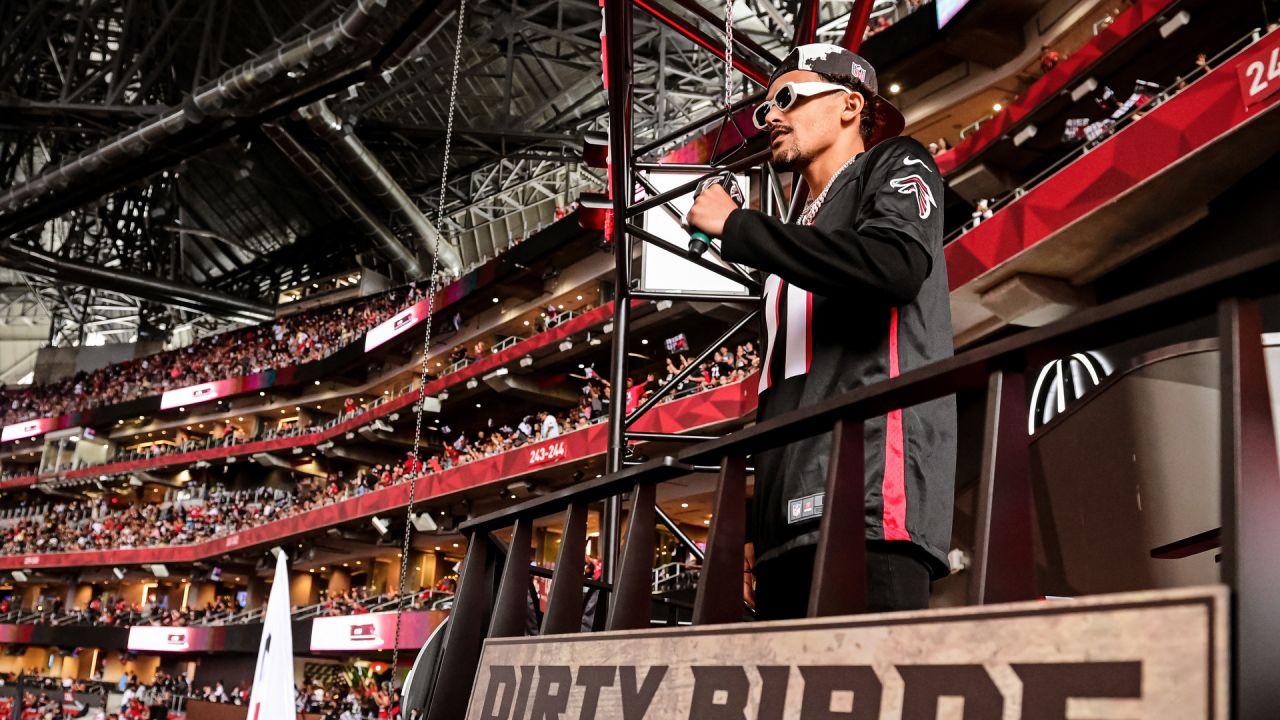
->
[753,81,853,129]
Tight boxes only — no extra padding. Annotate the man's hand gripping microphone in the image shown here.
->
[684,172,744,258]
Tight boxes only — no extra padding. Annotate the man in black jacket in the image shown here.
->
[687,44,956,619]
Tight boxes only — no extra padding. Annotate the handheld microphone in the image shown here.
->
[684,172,745,258]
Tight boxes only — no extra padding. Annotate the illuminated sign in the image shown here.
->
[365,298,431,352]
[1,418,56,443]
[311,610,446,652]
[160,378,243,410]
[127,626,215,652]
[1029,351,1110,434]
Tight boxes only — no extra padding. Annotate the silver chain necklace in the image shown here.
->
[798,152,860,226]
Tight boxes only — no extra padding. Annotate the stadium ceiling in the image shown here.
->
[0,0,891,349]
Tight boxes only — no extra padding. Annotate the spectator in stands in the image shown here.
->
[0,284,428,427]
[538,411,560,440]
[1040,45,1062,73]
[971,199,993,227]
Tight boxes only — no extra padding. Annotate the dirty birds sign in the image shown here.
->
[466,586,1225,719]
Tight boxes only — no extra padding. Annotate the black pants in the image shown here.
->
[752,541,932,620]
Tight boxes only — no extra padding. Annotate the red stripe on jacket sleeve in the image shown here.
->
[882,307,911,541]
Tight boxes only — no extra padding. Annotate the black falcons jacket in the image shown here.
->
[721,136,956,578]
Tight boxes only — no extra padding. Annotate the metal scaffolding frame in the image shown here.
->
[597,0,878,597]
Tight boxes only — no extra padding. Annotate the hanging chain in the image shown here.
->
[390,0,468,686]
[723,0,735,108]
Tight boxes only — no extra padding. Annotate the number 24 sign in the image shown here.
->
[1238,32,1280,110]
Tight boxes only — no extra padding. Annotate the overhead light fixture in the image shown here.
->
[1070,77,1098,102]
[410,513,438,532]
[559,340,573,352]
[888,82,902,94]
[655,300,673,311]
[992,103,1003,112]
[1159,9,1190,38]
[371,516,390,536]
[1012,124,1039,147]
[466,379,479,390]
[492,297,499,303]
[519,356,534,368]
[112,567,126,580]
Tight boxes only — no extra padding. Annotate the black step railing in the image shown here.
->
[419,243,1280,720]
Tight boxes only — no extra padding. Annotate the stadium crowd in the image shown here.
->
[0,340,758,561]
[298,679,405,720]
[0,284,429,427]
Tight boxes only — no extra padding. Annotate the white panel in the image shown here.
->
[638,172,751,296]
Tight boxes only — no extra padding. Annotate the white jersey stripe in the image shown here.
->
[783,283,812,380]
[758,275,783,394]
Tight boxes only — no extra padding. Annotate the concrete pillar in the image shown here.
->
[245,576,268,610]
[193,582,217,610]
[289,573,316,607]
[152,583,179,610]
[371,558,395,595]
[128,582,150,607]
[535,527,557,565]
[326,568,351,596]
[383,555,405,596]
[68,583,93,610]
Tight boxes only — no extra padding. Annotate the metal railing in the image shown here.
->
[651,562,699,593]
[416,243,1280,719]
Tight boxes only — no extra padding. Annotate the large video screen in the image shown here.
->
[127,626,218,652]
[0,418,56,443]
[159,377,242,410]
[310,610,447,652]
[364,298,431,353]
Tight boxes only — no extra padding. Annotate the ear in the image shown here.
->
[841,91,865,125]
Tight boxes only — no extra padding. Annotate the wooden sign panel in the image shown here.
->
[466,586,1227,719]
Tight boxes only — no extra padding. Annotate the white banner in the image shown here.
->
[247,552,296,720]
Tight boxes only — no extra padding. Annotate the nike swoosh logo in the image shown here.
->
[903,156,932,172]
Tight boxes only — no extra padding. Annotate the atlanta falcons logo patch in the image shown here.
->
[889,174,937,220]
